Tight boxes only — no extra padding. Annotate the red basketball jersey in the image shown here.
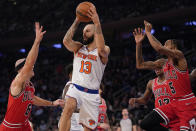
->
[163,61,193,98]
[97,98,107,131]
[2,81,35,128]
[152,78,172,108]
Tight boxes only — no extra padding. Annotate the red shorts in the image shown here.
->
[154,95,196,131]
[0,121,32,131]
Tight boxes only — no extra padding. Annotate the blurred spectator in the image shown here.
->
[118,108,133,131]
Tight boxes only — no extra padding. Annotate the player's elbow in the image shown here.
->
[136,64,143,69]
[63,39,69,46]
[142,99,148,105]
[155,45,163,53]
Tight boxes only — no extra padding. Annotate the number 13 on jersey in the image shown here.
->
[79,60,92,74]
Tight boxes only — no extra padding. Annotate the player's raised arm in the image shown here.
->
[134,28,165,70]
[87,6,110,64]
[21,22,46,78]
[12,22,46,96]
[144,20,184,59]
[63,18,83,53]
[129,80,153,106]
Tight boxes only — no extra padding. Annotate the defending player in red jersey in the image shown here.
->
[0,22,64,131]
[95,84,110,131]
[129,67,177,131]
[133,21,196,131]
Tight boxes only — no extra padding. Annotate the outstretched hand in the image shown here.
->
[144,20,152,34]
[35,22,46,42]
[52,99,65,107]
[133,28,145,44]
[129,98,136,107]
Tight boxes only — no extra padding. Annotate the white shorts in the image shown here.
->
[66,84,101,130]
[71,113,84,131]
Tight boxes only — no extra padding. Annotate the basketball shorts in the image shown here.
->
[0,120,32,131]
[154,95,196,131]
[66,84,101,130]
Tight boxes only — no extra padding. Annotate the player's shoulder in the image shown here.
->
[74,42,84,54]
[148,79,153,83]
[156,58,167,63]
[147,79,154,90]
[104,45,110,54]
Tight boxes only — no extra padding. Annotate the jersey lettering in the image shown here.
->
[77,52,97,61]
[22,91,33,102]
[154,87,171,99]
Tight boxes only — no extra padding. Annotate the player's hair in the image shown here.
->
[15,58,26,72]
[170,39,181,49]
[65,63,73,76]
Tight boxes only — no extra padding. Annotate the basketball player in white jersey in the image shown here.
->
[59,64,84,131]
[59,6,110,131]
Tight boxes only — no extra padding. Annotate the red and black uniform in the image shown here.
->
[96,98,107,131]
[154,61,196,131]
[152,78,179,131]
[152,78,171,108]
[0,81,35,131]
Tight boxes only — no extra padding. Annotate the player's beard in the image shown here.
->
[83,35,94,45]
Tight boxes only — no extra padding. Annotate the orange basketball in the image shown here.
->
[76,2,94,22]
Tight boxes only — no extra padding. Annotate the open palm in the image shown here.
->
[35,22,46,42]
[133,28,145,44]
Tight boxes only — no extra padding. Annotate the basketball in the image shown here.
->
[76,2,94,22]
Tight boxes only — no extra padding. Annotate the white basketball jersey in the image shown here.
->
[72,45,106,90]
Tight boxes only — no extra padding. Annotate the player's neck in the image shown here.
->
[158,75,165,82]
[87,42,96,52]
[168,57,173,64]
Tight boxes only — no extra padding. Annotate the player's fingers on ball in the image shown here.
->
[88,10,93,16]
[90,6,96,10]
[86,13,92,19]
[89,9,94,15]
